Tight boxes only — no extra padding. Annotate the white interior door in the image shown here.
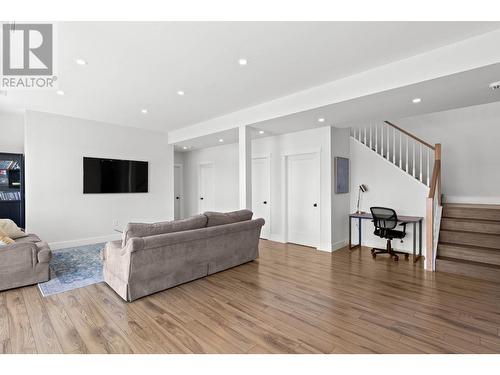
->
[198,163,214,213]
[252,157,271,239]
[174,165,182,220]
[286,153,320,248]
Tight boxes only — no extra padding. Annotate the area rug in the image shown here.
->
[38,243,106,297]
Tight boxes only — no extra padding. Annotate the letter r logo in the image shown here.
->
[2,23,53,76]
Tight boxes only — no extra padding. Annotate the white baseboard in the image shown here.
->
[317,243,332,252]
[445,196,500,205]
[49,233,121,250]
[268,233,286,243]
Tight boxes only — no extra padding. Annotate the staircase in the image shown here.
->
[350,121,435,187]
[436,203,500,282]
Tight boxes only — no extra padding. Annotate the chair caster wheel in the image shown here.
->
[405,254,409,260]
[371,249,375,254]
[393,255,399,262]
[372,253,376,259]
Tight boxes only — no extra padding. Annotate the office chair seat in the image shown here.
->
[374,228,406,240]
[370,207,409,262]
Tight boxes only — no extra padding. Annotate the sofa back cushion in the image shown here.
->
[204,209,253,227]
[122,214,208,247]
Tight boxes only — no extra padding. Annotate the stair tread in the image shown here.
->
[438,242,500,251]
[436,256,500,269]
[444,203,500,210]
[441,217,500,224]
[440,228,500,236]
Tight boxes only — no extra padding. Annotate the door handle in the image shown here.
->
[200,197,204,200]
[313,203,318,207]
[263,201,267,204]
[176,196,180,200]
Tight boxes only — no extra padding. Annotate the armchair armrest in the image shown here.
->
[0,242,38,268]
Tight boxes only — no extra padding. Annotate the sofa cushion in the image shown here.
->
[122,214,208,246]
[0,219,27,239]
[204,209,253,227]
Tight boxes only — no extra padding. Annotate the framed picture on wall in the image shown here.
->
[334,157,349,194]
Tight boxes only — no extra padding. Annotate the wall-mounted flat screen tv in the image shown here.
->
[83,157,148,194]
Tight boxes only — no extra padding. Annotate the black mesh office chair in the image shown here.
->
[370,207,409,261]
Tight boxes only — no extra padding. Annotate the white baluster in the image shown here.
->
[413,140,416,178]
[419,143,423,182]
[387,124,390,161]
[392,128,396,164]
[399,132,402,168]
[381,123,384,157]
[375,124,378,153]
[369,125,372,149]
[406,136,409,173]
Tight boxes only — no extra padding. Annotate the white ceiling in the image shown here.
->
[1,21,500,131]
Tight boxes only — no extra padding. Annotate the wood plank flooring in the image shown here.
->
[1,240,500,354]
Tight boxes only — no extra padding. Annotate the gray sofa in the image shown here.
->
[0,234,52,291]
[103,210,264,302]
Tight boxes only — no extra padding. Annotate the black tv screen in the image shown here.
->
[83,157,148,194]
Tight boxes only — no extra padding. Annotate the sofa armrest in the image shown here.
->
[103,240,132,282]
[0,242,38,269]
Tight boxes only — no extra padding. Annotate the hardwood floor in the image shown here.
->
[1,240,500,354]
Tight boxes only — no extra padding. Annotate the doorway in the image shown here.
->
[174,164,183,220]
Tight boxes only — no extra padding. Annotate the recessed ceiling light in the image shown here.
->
[412,98,422,103]
[218,139,224,143]
[56,90,65,96]
[318,118,325,123]
[489,81,500,90]
[238,58,248,66]
[141,109,148,114]
[177,90,185,96]
[258,130,264,134]
[183,146,188,150]
[75,58,87,66]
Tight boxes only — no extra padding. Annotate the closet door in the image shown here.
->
[286,153,320,248]
[252,157,270,239]
[198,163,214,213]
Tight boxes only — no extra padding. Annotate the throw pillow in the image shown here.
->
[0,219,27,239]
[204,209,253,227]
[0,236,15,247]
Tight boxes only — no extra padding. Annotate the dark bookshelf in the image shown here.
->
[0,153,25,228]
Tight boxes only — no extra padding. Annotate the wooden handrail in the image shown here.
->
[428,161,441,199]
[384,121,435,150]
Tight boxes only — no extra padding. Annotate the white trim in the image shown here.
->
[49,233,121,250]
[282,151,321,249]
[269,233,286,243]
[332,239,348,251]
[445,196,500,205]
[174,163,184,219]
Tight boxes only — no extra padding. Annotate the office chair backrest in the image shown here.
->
[370,207,398,230]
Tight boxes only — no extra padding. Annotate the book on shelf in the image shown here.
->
[0,191,21,201]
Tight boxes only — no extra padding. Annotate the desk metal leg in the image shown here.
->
[413,222,416,261]
[358,218,362,248]
[349,216,361,250]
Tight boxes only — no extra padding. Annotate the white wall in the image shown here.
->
[181,143,240,217]
[0,112,25,153]
[350,138,429,254]
[397,101,500,204]
[180,126,348,251]
[25,111,174,248]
